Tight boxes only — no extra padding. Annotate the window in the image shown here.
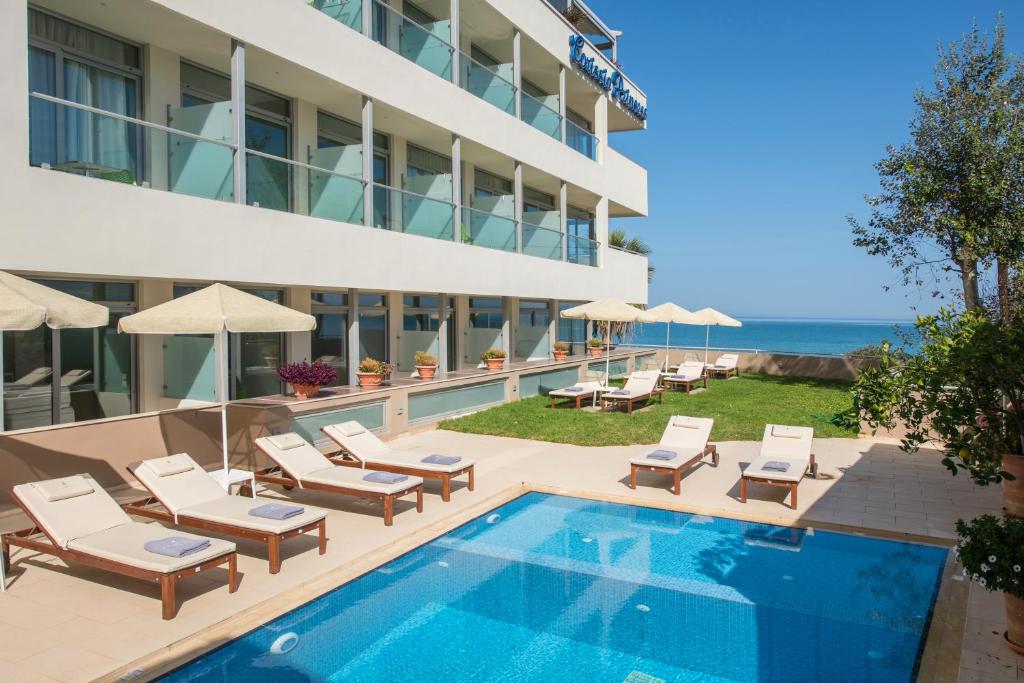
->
[312,291,349,386]
[524,186,555,213]
[2,279,137,430]
[474,169,513,199]
[401,295,454,371]
[567,108,592,133]
[518,300,551,328]
[358,293,389,363]
[559,301,588,355]
[180,62,292,211]
[516,300,551,360]
[28,9,142,181]
[567,206,595,239]
[468,298,503,329]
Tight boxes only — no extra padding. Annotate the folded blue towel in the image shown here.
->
[647,449,677,461]
[762,461,790,472]
[249,503,305,520]
[669,375,691,380]
[421,454,461,465]
[606,390,629,396]
[144,536,211,558]
[562,387,585,392]
[363,471,409,485]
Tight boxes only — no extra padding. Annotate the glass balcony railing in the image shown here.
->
[372,0,453,81]
[520,92,562,141]
[374,183,455,240]
[566,119,599,160]
[244,149,366,224]
[309,0,361,31]
[458,52,516,115]
[462,206,517,252]
[568,234,600,266]
[522,222,563,261]
[29,91,235,202]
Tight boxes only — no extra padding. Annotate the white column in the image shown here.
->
[451,134,462,242]
[558,65,567,143]
[287,287,312,363]
[437,294,449,374]
[512,30,522,118]
[348,289,360,385]
[559,181,569,261]
[513,161,524,252]
[230,40,246,204]
[450,0,460,84]
[387,291,402,368]
[548,299,559,356]
[595,196,609,268]
[593,92,608,164]
[455,294,469,369]
[361,0,372,35]
[143,45,179,191]
[361,96,374,226]
[294,99,318,217]
[501,297,515,366]
[138,279,173,413]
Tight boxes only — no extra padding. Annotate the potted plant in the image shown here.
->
[278,360,336,400]
[587,337,604,358]
[553,341,570,361]
[414,350,438,380]
[480,348,506,371]
[956,514,1024,653]
[356,357,393,387]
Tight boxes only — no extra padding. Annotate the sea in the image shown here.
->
[620,318,916,357]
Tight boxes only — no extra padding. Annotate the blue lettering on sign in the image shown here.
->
[569,36,647,121]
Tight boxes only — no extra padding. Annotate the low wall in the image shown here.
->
[654,349,877,382]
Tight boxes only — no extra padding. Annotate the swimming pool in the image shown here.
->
[161,493,947,682]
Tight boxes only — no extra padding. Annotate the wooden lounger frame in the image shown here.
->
[707,365,739,379]
[321,429,474,502]
[629,444,719,495]
[2,490,237,620]
[549,390,597,409]
[253,443,423,526]
[740,454,817,509]
[121,468,327,575]
[661,374,707,394]
[601,388,664,415]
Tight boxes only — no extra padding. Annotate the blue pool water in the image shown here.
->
[162,494,947,682]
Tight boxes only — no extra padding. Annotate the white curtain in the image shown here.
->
[63,60,136,175]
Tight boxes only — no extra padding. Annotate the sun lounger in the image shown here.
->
[707,353,740,379]
[321,421,474,502]
[2,474,237,619]
[13,367,52,386]
[549,380,605,409]
[661,361,707,393]
[628,416,718,494]
[59,368,92,386]
[124,453,328,574]
[254,433,423,525]
[740,424,816,509]
[600,370,663,414]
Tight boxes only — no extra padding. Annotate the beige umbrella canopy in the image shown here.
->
[118,283,316,480]
[687,307,743,365]
[561,298,653,385]
[643,302,698,371]
[1,271,109,432]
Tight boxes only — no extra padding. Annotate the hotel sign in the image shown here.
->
[569,36,648,121]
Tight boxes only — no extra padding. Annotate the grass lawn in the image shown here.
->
[438,373,859,446]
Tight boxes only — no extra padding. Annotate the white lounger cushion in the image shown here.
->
[300,466,423,494]
[14,475,132,549]
[323,423,474,471]
[68,521,234,573]
[180,496,326,533]
[30,475,95,502]
[267,433,307,450]
[142,454,195,478]
[256,435,335,479]
[629,416,713,469]
[549,381,603,398]
[744,424,814,482]
[605,371,659,400]
[712,354,738,369]
[131,454,237,515]
[743,457,807,483]
[771,425,806,439]
[332,421,367,438]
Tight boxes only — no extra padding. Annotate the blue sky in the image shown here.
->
[587,1,1023,320]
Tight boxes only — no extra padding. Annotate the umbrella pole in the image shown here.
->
[664,323,671,372]
[605,320,611,388]
[0,331,4,433]
[215,329,230,481]
[704,325,710,367]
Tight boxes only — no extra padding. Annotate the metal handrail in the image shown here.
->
[30,92,235,148]
[463,205,516,222]
[373,0,456,53]
[373,181,455,206]
[245,147,366,185]
[520,90,562,120]
[458,50,516,90]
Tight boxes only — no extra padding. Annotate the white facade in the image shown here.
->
[0,0,650,426]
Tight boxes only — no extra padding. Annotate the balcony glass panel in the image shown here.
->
[242,150,366,225]
[374,184,454,240]
[310,0,362,31]
[372,0,453,81]
[29,93,234,201]
[567,235,599,266]
[462,207,517,252]
[566,119,599,160]
[522,222,563,261]
[520,92,562,141]
[458,52,515,114]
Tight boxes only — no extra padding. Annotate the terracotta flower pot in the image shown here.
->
[1003,453,1024,519]
[1006,594,1024,655]
[291,383,319,400]
[356,372,383,387]
[588,347,603,357]
[553,351,568,361]
[416,365,437,380]
[485,358,505,370]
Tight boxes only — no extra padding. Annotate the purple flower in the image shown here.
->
[278,360,337,386]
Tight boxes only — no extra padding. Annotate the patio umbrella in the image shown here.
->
[688,307,743,366]
[560,298,653,388]
[643,302,698,372]
[118,283,315,484]
[0,271,109,432]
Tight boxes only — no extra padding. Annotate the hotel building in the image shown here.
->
[0,0,650,438]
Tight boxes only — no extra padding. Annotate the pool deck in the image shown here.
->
[0,429,1013,682]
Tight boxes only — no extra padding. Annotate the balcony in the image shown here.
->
[27,93,600,266]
